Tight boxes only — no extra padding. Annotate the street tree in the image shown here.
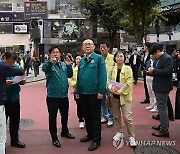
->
[78,0,125,49]
[119,0,161,44]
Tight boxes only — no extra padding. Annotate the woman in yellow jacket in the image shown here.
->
[108,50,136,147]
[68,55,85,129]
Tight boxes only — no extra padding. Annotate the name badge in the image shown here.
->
[91,60,94,63]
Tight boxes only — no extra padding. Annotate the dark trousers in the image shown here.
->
[167,96,174,118]
[80,94,101,144]
[143,71,149,100]
[24,65,30,76]
[33,64,39,77]
[5,100,20,143]
[74,94,84,122]
[132,65,139,82]
[46,97,69,141]
[155,92,169,131]
[175,90,180,119]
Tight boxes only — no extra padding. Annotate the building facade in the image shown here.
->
[0,0,30,53]
[147,0,180,51]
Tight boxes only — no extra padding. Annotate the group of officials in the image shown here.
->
[0,39,174,153]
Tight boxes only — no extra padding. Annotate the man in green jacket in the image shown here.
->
[42,46,74,148]
[76,39,107,151]
[5,63,26,148]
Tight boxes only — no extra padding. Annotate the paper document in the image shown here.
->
[12,76,26,84]
[108,80,123,91]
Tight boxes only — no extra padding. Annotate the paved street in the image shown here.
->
[5,80,180,154]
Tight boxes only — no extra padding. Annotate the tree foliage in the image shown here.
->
[78,0,125,49]
[78,0,161,46]
[119,0,161,44]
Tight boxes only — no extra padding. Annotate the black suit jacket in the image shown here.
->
[141,51,150,70]
[129,54,141,68]
[153,52,173,93]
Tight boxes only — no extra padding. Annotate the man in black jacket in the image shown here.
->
[0,51,25,154]
[140,42,151,104]
[129,49,141,84]
[148,43,173,137]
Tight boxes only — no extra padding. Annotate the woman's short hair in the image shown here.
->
[113,50,126,63]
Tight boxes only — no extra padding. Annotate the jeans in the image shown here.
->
[155,92,169,131]
[0,105,6,154]
[101,90,114,122]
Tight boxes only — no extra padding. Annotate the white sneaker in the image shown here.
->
[146,105,153,110]
[113,132,123,140]
[149,106,158,112]
[129,137,137,147]
[101,117,107,123]
[113,132,124,149]
[107,121,114,127]
[79,122,85,129]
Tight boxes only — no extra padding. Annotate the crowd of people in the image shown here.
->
[0,39,180,154]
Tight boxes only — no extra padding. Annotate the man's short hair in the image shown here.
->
[99,41,110,48]
[149,43,163,55]
[49,46,61,54]
[145,42,152,49]
[4,51,17,60]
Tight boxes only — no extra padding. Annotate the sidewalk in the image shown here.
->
[26,65,46,83]
[6,81,180,154]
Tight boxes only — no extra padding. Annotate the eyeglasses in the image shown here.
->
[83,43,94,47]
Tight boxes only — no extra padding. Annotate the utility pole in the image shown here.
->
[155,18,160,42]
[29,0,40,57]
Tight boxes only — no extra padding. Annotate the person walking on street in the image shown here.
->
[129,49,141,85]
[76,39,107,151]
[32,54,41,77]
[23,51,31,76]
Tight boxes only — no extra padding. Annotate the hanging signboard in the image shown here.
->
[24,1,48,19]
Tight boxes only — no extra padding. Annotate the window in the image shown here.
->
[0,23,13,34]
[16,3,24,12]
[0,3,13,12]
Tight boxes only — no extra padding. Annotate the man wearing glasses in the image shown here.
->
[76,39,107,151]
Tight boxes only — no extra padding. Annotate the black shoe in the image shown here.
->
[80,136,92,142]
[152,130,169,138]
[52,139,61,147]
[88,142,100,151]
[152,114,160,120]
[169,116,174,121]
[133,81,137,85]
[11,141,26,148]
[61,132,75,139]
[152,125,160,130]
[140,99,150,104]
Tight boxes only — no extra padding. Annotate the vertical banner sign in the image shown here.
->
[24,1,48,19]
